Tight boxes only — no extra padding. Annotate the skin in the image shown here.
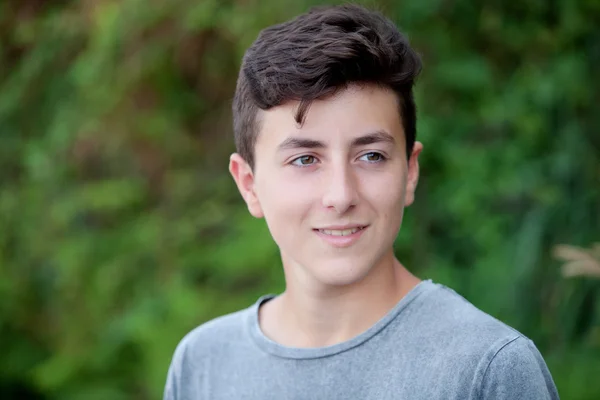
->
[229,83,423,348]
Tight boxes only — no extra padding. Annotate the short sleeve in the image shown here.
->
[162,333,198,400]
[163,362,176,400]
[479,337,559,399]
[163,339,186,400]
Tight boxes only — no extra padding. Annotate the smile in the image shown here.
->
[313,225,368,248]
[318,227,365,236]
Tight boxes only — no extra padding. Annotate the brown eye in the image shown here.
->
[360,152,385,162]
[292,155,317,166]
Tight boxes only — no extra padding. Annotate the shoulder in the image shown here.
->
[163,309,249,400]
[170,306,251,368]
[410,283,558,398]
[413,283,523,351]
[164,305,253,393]
[476,336,559,399]
[163,304,256,399]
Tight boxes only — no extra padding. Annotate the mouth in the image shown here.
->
[315,226,367,236]
[313,225,369,248]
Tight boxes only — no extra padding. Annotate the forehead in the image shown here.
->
[256,84,404,148]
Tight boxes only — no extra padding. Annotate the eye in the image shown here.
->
[291,155,318,167]
[359,152,386,163]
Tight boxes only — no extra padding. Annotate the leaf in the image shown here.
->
[554,243,600,279]
[561,260,600,278]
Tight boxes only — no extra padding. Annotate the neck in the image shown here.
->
[259,253,420,348]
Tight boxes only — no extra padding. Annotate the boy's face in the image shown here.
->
[230,84,422,289]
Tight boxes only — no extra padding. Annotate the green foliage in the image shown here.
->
[0,0,598,399]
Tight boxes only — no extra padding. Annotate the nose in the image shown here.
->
[321,162,359,214]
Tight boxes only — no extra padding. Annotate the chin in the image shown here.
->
[309,258,375,287]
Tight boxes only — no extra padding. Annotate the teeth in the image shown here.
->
[320,227,363,236]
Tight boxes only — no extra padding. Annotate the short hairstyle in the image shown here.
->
[232,4,422,169]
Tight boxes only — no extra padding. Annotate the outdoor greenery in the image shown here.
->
[0,0,598,399]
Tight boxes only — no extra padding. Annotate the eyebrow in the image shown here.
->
[277,137,325,151]
[350,130,396,147]
[277,130,395,151]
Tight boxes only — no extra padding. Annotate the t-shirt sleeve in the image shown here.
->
[163,339,186,400]
[163,334,198,400]
[163,361,177,400]
[479,336,559,399]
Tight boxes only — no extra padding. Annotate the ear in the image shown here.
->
[229,153,264,218]
[404,141,423,207]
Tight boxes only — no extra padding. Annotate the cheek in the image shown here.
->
[360,168,406,206]
[257,173,318,252]
[359,169,407,231]
[256,171,316,226]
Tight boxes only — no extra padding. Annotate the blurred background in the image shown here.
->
[0,0,598,399]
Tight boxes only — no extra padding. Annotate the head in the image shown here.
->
[229,4,423,289]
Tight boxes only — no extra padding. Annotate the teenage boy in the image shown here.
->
[164,4,559,399]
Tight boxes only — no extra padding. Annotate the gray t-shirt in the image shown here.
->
[163,280,559,399]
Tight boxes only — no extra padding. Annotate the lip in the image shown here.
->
[315,224,366,230]
[313,225,368,248]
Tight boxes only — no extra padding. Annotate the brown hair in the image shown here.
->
[232,4,422,169]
